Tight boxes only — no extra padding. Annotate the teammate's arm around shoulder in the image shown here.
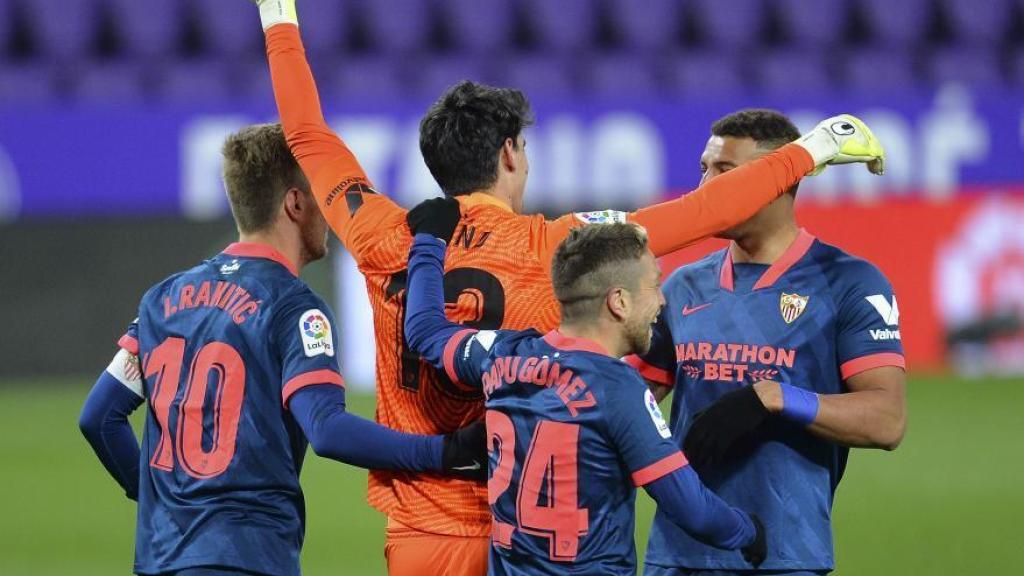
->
[272,290,486,478]
[79,321,145,500]
[253,0,405,263]
[403,214,488,390]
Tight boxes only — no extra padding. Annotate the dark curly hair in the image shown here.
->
[419,80,534,197]
[711,109,801,150]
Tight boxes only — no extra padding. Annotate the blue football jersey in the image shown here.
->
[629,230,905,571]
[441,328,686,575]
[118,243,344,576]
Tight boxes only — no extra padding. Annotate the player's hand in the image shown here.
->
[252,0,298,30]
[794,114,885,176]
[683,384,770,472]
[406,197,462,244]
[441,420,487,481]
[741,513,767,568]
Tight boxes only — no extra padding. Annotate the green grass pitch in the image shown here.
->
[0,375,1021,575]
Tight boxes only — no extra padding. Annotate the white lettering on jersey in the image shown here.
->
[865,294,900,326]
[299,309,334,357]
[574,209,627,225]
[870,328,902,341]
[645,388,672,439]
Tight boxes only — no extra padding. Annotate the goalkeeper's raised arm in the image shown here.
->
[252,0,403,261]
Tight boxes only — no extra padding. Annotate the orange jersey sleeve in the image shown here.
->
[265,25,406,269]
[537,143,815,264]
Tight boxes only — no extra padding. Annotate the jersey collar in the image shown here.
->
[457,192,512,212]
[718,228,816,292]
[543,330,609,356]
[223,242,299,277]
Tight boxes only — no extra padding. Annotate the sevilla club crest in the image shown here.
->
[780,292,809,324]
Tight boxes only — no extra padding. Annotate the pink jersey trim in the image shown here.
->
[442,329,478,389]
[117,334,139,355]
[281,368,345,408]
[542,330,609,356]
[631,451,688,487]
[624,355,673,387]
[752,229,817,290]
[223,242,299,276]
[840,352,906,380]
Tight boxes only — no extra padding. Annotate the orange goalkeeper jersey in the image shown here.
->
[265,24,814,537]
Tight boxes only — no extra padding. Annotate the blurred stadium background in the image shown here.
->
[1,0,1023,574]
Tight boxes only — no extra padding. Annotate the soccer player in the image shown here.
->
[249,2,883,572]
[404,219,767,575]
[78,124,485,576]
[625,110,907,576]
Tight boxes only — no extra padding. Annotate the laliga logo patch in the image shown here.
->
[780,292,809,324]
[299,309,334,357]
[644,389,672,439]
[830,121,856,136]
[574,209,627,225]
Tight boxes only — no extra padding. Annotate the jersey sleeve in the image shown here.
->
[264,24,407,269]
[117,318,139,355]
[271,290,346,409]
[443,329,512,391]
[834,263,906,380]
[537,143,815,265]
[623,309,675,387]
[603,371,687,486]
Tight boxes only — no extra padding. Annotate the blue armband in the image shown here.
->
[780,383,819,426]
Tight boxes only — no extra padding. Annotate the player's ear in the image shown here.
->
[281,187,305,223]
[606,287,629,322]
[500,138,517,174]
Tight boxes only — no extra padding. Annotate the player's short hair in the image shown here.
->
[419,80,534,197]
[552,223,650,323]
[221,123,310,234]
[711,109,801,151]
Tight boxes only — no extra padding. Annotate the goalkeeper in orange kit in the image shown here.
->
[249,2,886,574]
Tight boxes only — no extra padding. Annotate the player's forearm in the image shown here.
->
[79,371,144,500]
[631,143,814,256]
[404,234,466,368]
[644,465,756,550]
[290,385,443,471]
[755,381,906,450]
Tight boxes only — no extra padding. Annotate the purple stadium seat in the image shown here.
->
[0,0,13,55]
[232,58,278,105]
[411,56,488,99]
[774,0,851,47]
[843,49,916,92]
[586,55,659,97]
[498,55,576,98]
[755,51,830,93]
[190,0,264,57]
[439,0,515,53]
[690,0,766,49]
[857,0,933,47]
[291,0,350,56]
[927,47,1004,88]
[521,0,597,53]
[155,60,233,104]
[326,56,404,100]
[664,51,745,95]
[940,0,1012,46]
[71,62,147,104]
[0,65,58,104]
[1012,48,1024,87]
[606,0,682,52]
[21,0,103,61]
[107,0,182,59]
[360,0,433,54]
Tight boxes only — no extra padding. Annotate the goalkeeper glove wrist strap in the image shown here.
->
[257,0,298,30]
